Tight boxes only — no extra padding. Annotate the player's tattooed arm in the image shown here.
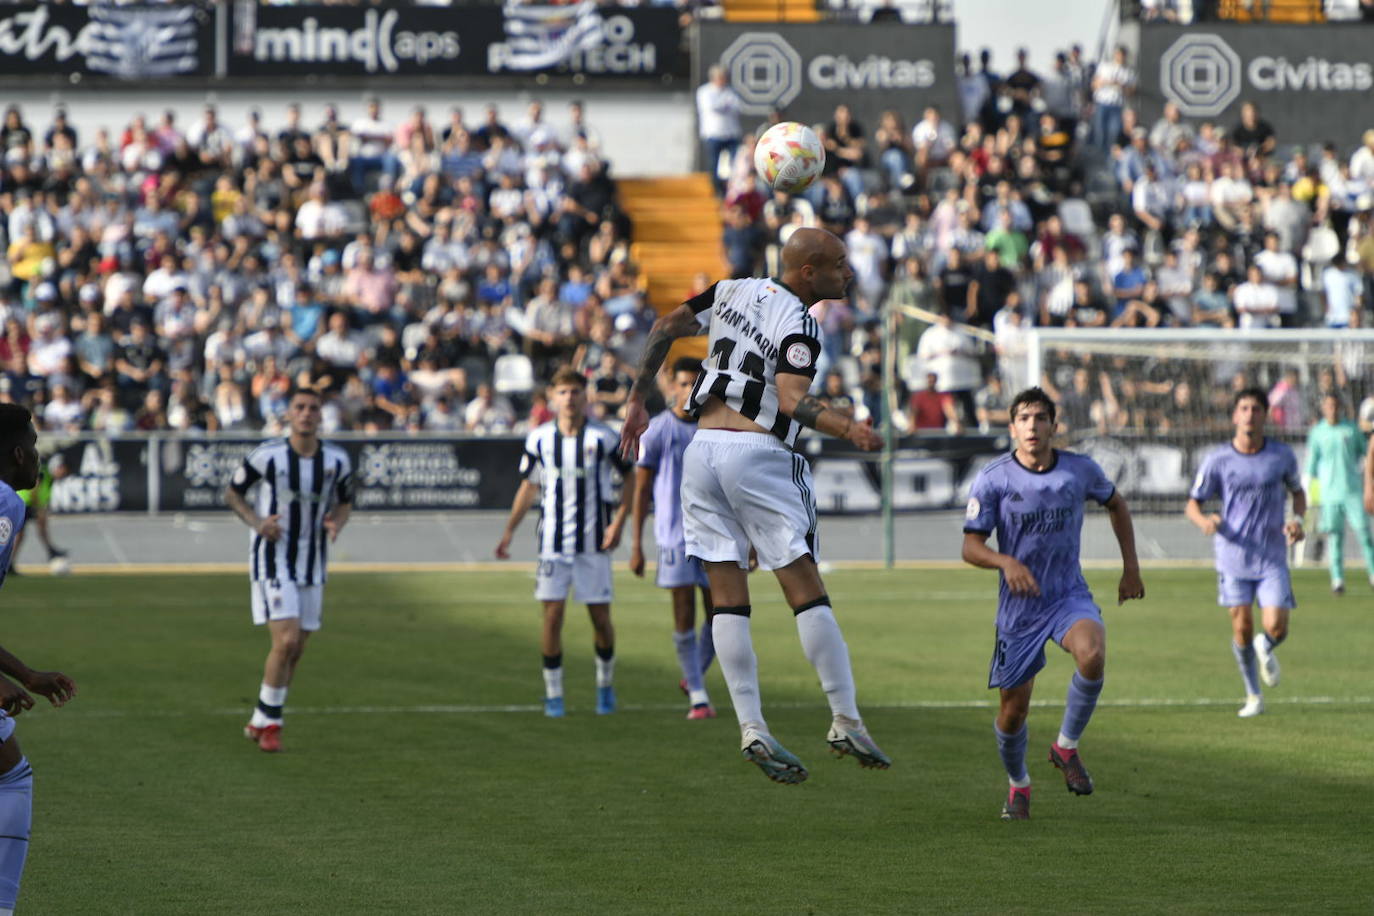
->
[778,375,877,449]
[629,305,699,400]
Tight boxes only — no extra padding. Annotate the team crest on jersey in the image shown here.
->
[0,517,10,546]
[965,497,981,521]
[786,342,813,369]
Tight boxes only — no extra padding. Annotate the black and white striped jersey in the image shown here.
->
[230,439,355,586]
[685,277,821,449]
[520,420,626,558]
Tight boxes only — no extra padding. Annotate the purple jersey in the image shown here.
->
[965,451,1116,634]
[0,482,23,591]
[1189,439,1301,579]
[637,411,698,549]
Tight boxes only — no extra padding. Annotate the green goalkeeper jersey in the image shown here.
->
[1304,419,1365,502]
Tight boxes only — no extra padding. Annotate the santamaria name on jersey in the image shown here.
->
[716,302,781,362]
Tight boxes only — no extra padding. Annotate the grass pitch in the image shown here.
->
[5,567,1371,914]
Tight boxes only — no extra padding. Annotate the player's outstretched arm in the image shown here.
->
[1184,498,1220,536]
[1104,492,1145,605]
[496,479,539,559]
[961,532,1040,597]
[602,475,632,553]
[628,466,655,577]
[1286,486,1307,545]
[776,373,881,450]
[620,305,701,461]
[0,645,75,713]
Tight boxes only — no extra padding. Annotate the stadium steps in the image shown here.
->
[619,173,725,362]
[1219,0,1323,22]
[723,0,823,22]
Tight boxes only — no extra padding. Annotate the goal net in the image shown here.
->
[1024,329,1374,511]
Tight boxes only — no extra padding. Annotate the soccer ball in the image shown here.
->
[753,122,825,195]
[48,556,71,577]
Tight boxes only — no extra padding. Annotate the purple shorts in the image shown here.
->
[988,594,1102,690]
[657,545,709,590]
[1217,569,1295,609]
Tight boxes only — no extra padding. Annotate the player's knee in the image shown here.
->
[1078,651,1105,680]
[997,707,1028,732]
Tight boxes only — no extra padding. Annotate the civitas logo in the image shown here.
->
[720,33,804,114]
[719,32,937,115]
[253,8,460,72]
[808,54,935,91]
[1160,33,1243,117]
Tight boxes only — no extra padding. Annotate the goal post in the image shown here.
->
[1023,328,1374,511]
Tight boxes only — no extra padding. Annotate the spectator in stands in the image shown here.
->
[909,371,960,432]
[874,110,915,191]
[915,309,981,425]
[824,104,869,201]
[968,248,1016,327]
[1091,45,1135,152]
[1253,232,1301,326]
[1232,101,1276,159]
[1233,264,1280,329]
[464,382,514,434]
[696,66,742,195]
[1004,48,1041,122]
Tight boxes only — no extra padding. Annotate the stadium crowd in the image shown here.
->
[711,44,1374,438]
[8,41,1374,443]
[0,97,652,436]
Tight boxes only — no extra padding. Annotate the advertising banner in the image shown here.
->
[0,3,214,80]
[152,436,526,514]
[48,438,150,514]
[1138,24,1374,148]
[229,3,682,80]
[695,23,958,145]
[38,431,1241,516]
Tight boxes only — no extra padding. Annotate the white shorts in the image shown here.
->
[251,580,325,631]
[535,553,614,604]
[682,429,819,571]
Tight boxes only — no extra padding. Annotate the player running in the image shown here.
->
[620,227,889,785]
[11,453,69,575]
[629,357,717,719]
[1186,387,1305,719]
[226,385,355,752]
[0,404,78,913]
[962,387,1144,821]
[496,367,630,718]
[1304,393,1374,595]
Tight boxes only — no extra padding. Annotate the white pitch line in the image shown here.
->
[28,695,1374,719]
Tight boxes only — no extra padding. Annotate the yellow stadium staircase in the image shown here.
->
[619,172,726,361]
[1218,0,1323,22]
[722,0,822,22]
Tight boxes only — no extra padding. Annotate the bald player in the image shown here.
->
[620,228,890,785]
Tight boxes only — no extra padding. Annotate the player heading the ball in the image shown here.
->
[620,227,889,785]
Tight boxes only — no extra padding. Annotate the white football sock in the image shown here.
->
[711,614,766,734]
[542,666,563,700]
[794,604,860,721]
[594,654,614,689]
[251,683,288,727]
